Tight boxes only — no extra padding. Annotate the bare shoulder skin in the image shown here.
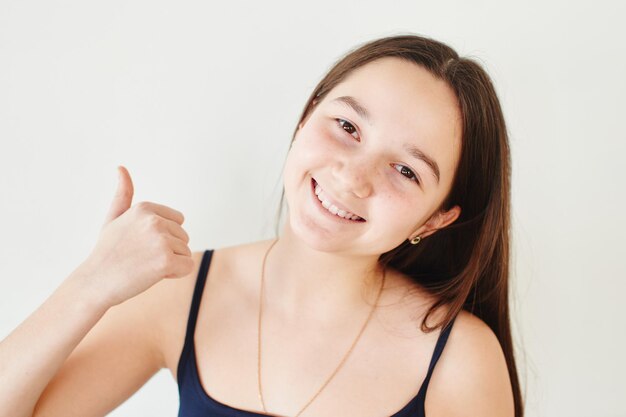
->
[426,310,516,416]
[158,239,513,417]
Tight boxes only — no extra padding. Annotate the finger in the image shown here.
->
[165,235,192,257]
[164,219,190,243]
[104,165,134,225]
[141,201,185,225]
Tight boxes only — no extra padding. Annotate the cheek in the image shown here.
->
[293,122,343,164]
[282,128,329,189]
[375,193,430,230]
[309,121,340,146]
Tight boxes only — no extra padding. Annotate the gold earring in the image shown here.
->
[410,236,421,245]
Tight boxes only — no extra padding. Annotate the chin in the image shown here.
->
[283,210,350,253]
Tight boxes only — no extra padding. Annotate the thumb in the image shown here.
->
[103,165,134,225]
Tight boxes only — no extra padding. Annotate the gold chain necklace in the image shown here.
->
[257,238,386,417]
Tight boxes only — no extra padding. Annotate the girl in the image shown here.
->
[0,34,522,417]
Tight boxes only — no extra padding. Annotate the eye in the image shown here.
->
[335,118,360,141]
[393,164,421,185]
[334,118,420,186]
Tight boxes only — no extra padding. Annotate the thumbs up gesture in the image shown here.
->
[75,166,194,308]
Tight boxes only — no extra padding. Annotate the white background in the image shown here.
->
[1,1,625,416]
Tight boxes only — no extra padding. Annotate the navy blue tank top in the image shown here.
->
[177,249,456,417]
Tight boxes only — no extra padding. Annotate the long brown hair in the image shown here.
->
[274,34,523,416]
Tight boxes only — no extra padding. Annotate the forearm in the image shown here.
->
[0,270,110,417]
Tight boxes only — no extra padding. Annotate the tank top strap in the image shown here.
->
[177,249,213,384]
[418,316,456,397]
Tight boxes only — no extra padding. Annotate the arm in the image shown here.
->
[0,271,109,417]
[0,269,163,417]
[33,269,183,417]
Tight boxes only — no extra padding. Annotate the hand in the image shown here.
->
[74,166,194,308]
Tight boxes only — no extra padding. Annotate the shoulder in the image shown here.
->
[200,238,278,297]
[150,240,273,375]
[133,249,205,374]
[425,309,515,417]
[150,238,264,312]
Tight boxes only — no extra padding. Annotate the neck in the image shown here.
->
[261,222,386,324]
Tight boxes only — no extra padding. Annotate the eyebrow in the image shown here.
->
[331,95,441,184]
[404,144,440,183]
[332,95,372,124]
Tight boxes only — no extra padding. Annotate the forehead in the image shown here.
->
[327,57,460,134]
[322,57,462,180]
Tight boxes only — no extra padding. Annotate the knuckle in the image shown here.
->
[156,234,170,248]
[146,214,162,229]
[136,201,150,212]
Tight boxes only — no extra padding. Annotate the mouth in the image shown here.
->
[310,177,366,223]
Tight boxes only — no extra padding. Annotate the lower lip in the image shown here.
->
[310,178,366,224]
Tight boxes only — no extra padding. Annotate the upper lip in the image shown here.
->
[313,178,366,220]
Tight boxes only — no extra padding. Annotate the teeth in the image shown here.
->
[314,182,363,221]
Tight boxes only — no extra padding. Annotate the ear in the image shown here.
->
[412,205,461,240]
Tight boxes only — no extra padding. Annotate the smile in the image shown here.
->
[311,178,366,222]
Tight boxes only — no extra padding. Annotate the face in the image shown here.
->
[282,57,462,256]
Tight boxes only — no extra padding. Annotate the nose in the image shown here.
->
[330,157,374,199]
